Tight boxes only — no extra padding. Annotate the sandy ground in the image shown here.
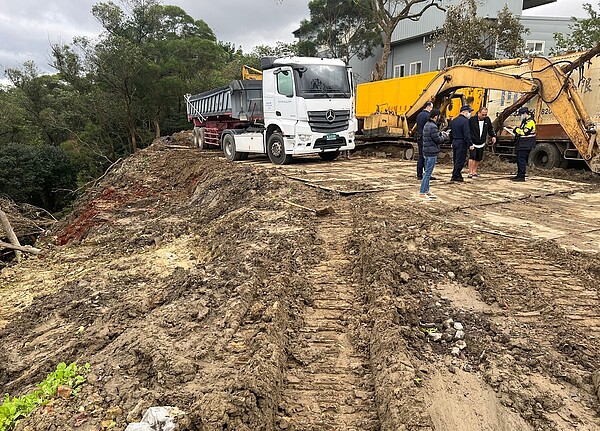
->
[1,138,599,431]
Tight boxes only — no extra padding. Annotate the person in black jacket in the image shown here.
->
[449,105,474,182]
[415,102,434,179]
[419,108,448,200]
[468,107,496,178]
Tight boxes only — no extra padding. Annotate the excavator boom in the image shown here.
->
[404,58,599,173]
[405,66,537,119]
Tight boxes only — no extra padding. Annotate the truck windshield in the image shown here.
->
[294,65,351,99]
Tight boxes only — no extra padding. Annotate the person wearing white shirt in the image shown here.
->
[468,107,496,178]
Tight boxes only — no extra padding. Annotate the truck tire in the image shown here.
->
[267,133,292,165]
[529,143,562,169]
[319,151,340,161]
[222,134,245,161]
[197,127,206,150]
[193,127,207,149]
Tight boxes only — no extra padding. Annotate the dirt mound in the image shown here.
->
[1,136,599,430]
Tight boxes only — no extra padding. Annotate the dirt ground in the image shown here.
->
[1,136,599,431]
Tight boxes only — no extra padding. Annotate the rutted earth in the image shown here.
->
[1,136,599,431]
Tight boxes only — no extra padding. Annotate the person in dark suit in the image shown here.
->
[468,107,496,178]
[449,105,474,182]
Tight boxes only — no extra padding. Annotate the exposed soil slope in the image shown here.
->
[1,138,599,431]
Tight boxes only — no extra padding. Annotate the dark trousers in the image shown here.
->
[516,148,530,178]
[417,139,425,178]
[452,144,467,179]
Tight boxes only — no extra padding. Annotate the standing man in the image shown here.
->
[511,107,536,181]
[449,105,474,182]
[468,107,496,178]
[416,101,434,180]
[419,108,448,200]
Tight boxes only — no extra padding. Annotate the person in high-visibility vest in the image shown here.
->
[511,107,536,181]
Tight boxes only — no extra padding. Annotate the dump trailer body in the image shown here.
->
[186,79,264,124]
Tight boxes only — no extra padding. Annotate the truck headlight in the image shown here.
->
[297,134,312,142]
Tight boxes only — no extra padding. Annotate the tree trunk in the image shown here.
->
[374,30,393,81]
[154,118,161,139]
[125,96,138,153]
[0,241,41,255]
[0,209,22,262]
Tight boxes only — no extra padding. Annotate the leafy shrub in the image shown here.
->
[0,143,77,212]
[0,362,90,431]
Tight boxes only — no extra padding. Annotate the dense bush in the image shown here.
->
[0,143,77,212]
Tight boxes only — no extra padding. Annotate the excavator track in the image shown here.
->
[276,208,380,430]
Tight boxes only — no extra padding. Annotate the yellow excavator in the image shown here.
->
[242,65,262,80]
[401,45,600,173]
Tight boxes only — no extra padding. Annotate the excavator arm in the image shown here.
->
[405,59,599,172]
[405,66,538,120]
[529,57,597,166]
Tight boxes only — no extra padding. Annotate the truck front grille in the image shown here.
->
[308,110,350,133]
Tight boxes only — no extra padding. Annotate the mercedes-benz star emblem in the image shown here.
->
[325,109,336,123]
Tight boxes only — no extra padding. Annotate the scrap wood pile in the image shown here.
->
[0,197,56,263]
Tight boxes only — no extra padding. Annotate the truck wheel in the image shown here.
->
[222,134,244,161]
[529,143,562,169]
[319,151,340,161]
[267,133,292,165]
[197,127,206,150]
[193,127,202,148]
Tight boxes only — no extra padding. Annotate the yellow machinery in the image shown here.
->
[242,65,263,80]
[356,71,485,139]
[354,44,600,172]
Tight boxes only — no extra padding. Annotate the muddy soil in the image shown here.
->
[1,137,599,431]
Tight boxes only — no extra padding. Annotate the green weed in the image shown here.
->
[0,362,90,431]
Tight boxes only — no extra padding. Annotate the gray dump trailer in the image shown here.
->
[186,80,263,122]
[185,80,264,149]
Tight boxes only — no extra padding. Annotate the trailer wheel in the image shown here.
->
[198,127,206,150]
[223,134,244,161]
[193,127,200,148]
[529,143,562,169]
[319,151,340,161]
[267,133,292,165]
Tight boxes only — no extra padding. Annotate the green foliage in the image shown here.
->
[294,0,380,63]
[552,2,600,54]
[437,0,528,63]
[0,143,77,211]
[0,362,90,431]
[0,1,312,210]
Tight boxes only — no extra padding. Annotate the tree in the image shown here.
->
[368,0,445,80]
[52,0,227,153]
[0,143,76,211]
[552,2,600,55]
[437,0,527,64]
[294,0,380,63]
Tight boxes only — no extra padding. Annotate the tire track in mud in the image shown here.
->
[276,208,380,431]
[473,241,600,332]
[463,234,600,372]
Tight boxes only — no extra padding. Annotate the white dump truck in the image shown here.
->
[185,56,357,164]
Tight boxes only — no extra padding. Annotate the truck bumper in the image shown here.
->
[286,130,356,155]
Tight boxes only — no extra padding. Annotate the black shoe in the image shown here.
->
[511,177,525,182]
[417,176,423,180]
[450,177,464,182]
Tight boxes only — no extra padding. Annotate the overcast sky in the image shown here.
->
[0,0,590,78]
